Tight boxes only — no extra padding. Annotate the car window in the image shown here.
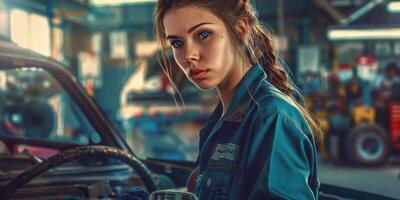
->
[0,67,98,146]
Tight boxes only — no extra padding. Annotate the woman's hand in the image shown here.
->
[187,166,199,193]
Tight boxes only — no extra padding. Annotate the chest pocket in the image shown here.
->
[196,120,243,200]
[196,163,240,200]
[195,144,241,200]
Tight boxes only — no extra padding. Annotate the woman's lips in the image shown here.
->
[189,69,208,81]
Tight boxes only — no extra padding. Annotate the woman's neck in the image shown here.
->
[217,65,250,117]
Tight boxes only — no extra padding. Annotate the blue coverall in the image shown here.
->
[194,65,320,200]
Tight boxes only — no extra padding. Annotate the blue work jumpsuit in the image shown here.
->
[194,65,320,200]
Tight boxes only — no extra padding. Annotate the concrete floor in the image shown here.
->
[318,158,400,199]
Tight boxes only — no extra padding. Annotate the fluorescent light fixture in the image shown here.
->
[328,28,400,40]
[91,0,156,6]
[387,1,400,12]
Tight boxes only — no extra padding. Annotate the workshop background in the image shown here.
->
[0,0,400,198]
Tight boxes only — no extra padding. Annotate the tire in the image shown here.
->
[345,123,390,166]
[23,99,55,139]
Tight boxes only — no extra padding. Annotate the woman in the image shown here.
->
[155,0,322,199]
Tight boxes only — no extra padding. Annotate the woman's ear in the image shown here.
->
[235,19,250,41]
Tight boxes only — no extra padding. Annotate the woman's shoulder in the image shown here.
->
[253,81,298,115]
[251,81,311,134]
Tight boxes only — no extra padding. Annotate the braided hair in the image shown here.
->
[155,0,323,140]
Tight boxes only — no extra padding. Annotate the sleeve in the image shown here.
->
[256,113,317,200]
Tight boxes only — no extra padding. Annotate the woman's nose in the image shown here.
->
[184,45,199,63]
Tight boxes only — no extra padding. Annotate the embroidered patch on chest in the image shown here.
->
[211,143,240,161]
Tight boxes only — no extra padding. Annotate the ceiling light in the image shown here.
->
[91,0,156,6]
[387,1,400,12]
[328,28,400,40]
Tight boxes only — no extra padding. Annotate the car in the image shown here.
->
[0,41,396,199]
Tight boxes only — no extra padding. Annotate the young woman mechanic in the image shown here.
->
[155,0,322,199]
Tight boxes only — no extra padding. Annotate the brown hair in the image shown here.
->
[155,0,323,140]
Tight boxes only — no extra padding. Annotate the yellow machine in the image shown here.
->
[352,106,375,125]
[304,94,340,161]
[305,92,391,166]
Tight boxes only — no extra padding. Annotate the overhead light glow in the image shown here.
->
[387,2,400,12]
[91,0,156,6]
[328,28,400,40]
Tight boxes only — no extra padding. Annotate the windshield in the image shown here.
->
[0,67,99,148]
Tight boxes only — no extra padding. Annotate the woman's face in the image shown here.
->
[163,5,240,90]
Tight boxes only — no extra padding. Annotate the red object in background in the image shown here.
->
[160,74,170,91]
[4,122,22,136]
[339,63,353,70]
[83,80,95,96]
[329,74,339,83]
[390,103,400,151]
[356,55,377,65]
[337,64,354,82]
[15,145,60,159]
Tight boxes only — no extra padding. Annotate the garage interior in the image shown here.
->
[0,0,400,199]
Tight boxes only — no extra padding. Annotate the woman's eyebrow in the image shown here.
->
[187,22,213,33]
[166,22,213,40]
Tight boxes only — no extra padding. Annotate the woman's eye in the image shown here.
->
[199,31,210,39]
[170,40,184,48]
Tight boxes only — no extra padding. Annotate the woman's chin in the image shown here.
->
[192,80,215,91]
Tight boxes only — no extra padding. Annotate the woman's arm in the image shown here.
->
[245,113,319,200]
